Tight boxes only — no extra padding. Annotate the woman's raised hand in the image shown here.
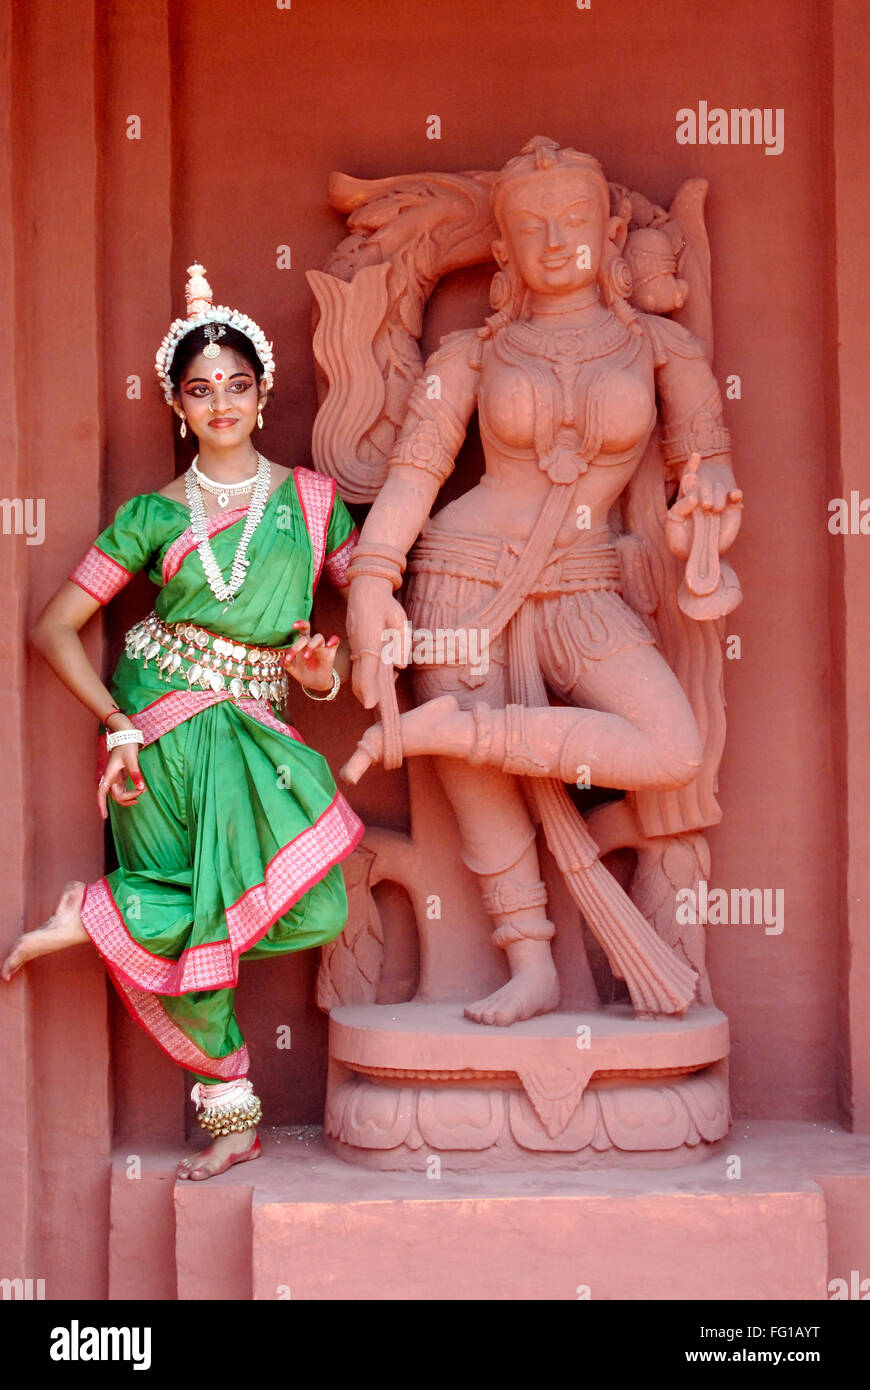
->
[346,577,410,710]
[282,621,341,692]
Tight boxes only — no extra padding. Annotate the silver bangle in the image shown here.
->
[302,669,340,702]
[106,727,145,750]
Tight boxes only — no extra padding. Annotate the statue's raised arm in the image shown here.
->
[343,326,482,712]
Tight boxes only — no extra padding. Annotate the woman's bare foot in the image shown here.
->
[2,881,89,980]
[341,695,472,783]
[464,939,561,1027]
[176,1128,261,1181]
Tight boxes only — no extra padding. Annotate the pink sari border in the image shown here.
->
[96,691,304,781]
[225,795,365,943]
[293,466,336,588]
[82,792,365,995]
[100,688,304,747]
[324,527,359,589]
[110,970,250,1080]
[161,504,249,585]
[69,546,133,604]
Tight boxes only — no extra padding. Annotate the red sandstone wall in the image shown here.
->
[2,0,866,1297]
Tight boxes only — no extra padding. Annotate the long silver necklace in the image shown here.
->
[185,452,271,606]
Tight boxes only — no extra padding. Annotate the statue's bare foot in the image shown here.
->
[341,694,471,783]
[465,954,560,1027]
[176,1128,261,1182]
[2,881,88,980]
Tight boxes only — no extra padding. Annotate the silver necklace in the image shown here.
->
[184,453,272,606]
[191,458,260,509]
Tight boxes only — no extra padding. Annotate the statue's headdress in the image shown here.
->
[491,136,610,225]
[154,263,276,404]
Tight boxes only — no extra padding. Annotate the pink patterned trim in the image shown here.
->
[69,546,133,604]
[83,877,233,993]
[225,795,365,943]
[109,970,250,1080]
[293,467,336,589]
[324,527,359,589]
[96,690,304,782]
[121,689,304,747]
[161,504,249,585]
[81,792,364,995]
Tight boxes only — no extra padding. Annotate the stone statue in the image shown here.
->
[308,136,742,1167]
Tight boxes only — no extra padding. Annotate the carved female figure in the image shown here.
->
[339,138,742,1026]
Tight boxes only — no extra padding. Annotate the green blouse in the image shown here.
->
[69,467,358,715]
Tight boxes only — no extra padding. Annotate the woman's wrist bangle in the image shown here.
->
[302,669,341,702]
[106,727,145,750]
[101,705,122,725]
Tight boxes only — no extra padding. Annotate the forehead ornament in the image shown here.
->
[202,324,226,359]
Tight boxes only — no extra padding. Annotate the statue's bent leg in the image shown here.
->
[531,587,703,790]
[538,640,704,793]
[361,685,701,794]
[348,638,701,793]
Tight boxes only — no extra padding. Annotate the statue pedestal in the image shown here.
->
[325,1002,730,1171]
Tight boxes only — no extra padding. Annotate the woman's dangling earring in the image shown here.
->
[257,409,264,429]
[179,413,187,439]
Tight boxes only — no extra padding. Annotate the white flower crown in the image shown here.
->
[154,264,276,404]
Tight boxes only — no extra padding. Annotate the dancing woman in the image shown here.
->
[2,264,364,1179]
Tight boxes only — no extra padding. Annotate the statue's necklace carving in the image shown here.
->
[503,312,630,369]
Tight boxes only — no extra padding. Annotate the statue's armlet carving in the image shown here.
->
[643,314,732,481]
[388,328,482,485]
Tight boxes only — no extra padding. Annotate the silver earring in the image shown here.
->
[257,409,264,429]
[179,416,187,439]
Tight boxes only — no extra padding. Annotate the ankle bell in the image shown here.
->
[191,1078,262,1137]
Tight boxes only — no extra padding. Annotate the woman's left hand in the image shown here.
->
[282,621,341,692]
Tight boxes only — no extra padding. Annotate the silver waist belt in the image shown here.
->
[124,612,289,704]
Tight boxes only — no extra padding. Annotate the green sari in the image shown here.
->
[70,467,363,1084]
